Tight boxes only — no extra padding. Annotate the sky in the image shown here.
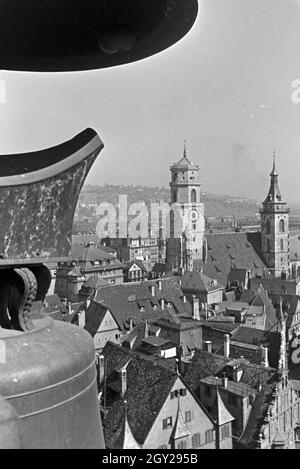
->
[1,0,300,203]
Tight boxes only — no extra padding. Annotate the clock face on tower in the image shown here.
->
[188,207,204,222]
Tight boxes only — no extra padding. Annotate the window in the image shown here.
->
[163,417,172,429]
[280,219,285,233]
[191,189,197,203]
[205,429,214,444]
[185,410,192,423]
[192,433,201,448]
[205,385,211,397]
[280,239,284,251]
[266,219,271,234]
[192,223,196,230]
[221,425,230,439]
[177,440,187,449]
[267,239,271,252]
[180,388,187,397]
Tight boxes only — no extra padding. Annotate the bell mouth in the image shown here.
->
[0,0,198,72]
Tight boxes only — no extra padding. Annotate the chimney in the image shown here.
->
[204,341,212,353]
[222,376,228,389]
[224,334,230,358]
[120,368,127,398]
[78,310,86,328]
[129,317,133,332]
[144,320,149,338]
[182,295,187,303]
[96,353,105,386]
[151,284,156,297]
[232,366,243,383]
[160,298,165,310]
[158,279,162,291]
[192,295,200,321]
[261,346,269,368]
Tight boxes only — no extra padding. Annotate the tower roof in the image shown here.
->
[263,152,283,204]
[174,141,195,168]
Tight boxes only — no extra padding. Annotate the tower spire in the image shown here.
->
[183,140,187,159]
[270,150,278,177]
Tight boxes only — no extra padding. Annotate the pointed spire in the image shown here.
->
[171,397,191,441]
[211,389,234,426]
[183,140,187,159]
[174,140,194,167]
[270,150,279,177]
[263,151,282,203]
[122,402,141,449]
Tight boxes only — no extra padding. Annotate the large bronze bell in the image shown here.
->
[0,0,199,450]
[0,0,198,72]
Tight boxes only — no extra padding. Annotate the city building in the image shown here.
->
[99,341,229,449]
[123,260,148,282]
[54,244,124,300]
[166,143,205,273]
[184,345,300,448]
[181,270,224,307]
[84,278,193,350]
[102,236,166,272]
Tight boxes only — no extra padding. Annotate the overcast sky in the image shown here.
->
[1,0,300,202]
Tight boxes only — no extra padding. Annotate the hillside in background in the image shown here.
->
[79,184,300,218]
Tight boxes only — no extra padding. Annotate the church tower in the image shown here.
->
[166,142,205,272]
[260,153,290,278]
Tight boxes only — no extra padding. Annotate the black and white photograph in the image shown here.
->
[0,0,300,453]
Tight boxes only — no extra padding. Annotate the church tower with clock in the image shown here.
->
[166,143,205,272]
[260,154,290,278]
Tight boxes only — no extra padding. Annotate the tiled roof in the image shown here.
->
[184,347,280,448]
[101,342,179,447]
[217,326,281,368]
[183,349,277,396]
[181,270,224,293]
[239,285,278,331]
[84,303,111,337]
[71,245,123,269]
[249,276,299,296]
[201,232,266,286]
[91,278,192,330]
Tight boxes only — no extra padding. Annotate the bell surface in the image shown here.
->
[0,128,103,266]
[0,317,104,448]
[0,0,198,72]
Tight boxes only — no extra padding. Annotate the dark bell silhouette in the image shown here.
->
[0,0,199,71]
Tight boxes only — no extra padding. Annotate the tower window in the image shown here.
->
[280,239,284,251]
[266,220,271,234]
[267,239,271,252]
[191,189,197,204]
[279,219,285,233]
